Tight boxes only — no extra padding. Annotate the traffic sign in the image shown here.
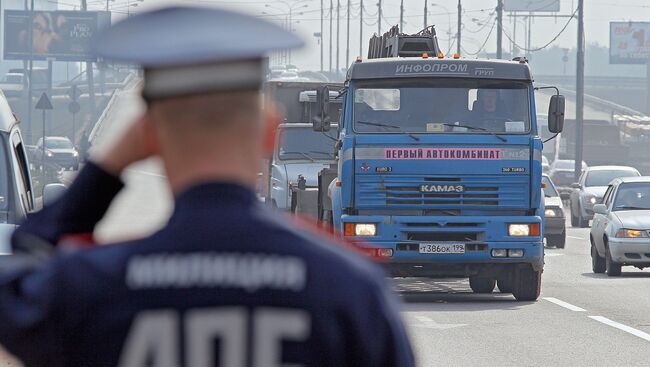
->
[68,85,80,101]
[35,93,53,110]
[68,101,81,114]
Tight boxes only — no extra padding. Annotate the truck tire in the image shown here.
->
[591,243,606,273]
[605,245,622,277]
[578,215,589,228]
[496,277,513,293]
[570,212,579,227]
[512,266,541,301]
[548,232,566,249]
[469,277,495,293]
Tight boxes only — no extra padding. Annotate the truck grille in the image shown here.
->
[356,175,528,209]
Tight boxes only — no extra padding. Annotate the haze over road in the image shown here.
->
[1,85,645,366]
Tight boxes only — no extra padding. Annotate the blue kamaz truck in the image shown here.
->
[308,26,565,301]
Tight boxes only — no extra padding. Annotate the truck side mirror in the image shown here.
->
[547,95,565,134]
[43,183,66,206]
[313,86,331,132]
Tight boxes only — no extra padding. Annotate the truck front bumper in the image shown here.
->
[342,214,544,277]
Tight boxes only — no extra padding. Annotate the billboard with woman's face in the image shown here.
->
[3,10,111,61]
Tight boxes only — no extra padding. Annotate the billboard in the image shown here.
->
[504,0,560,12]
[4,10,111,61]
[610,22,650,64]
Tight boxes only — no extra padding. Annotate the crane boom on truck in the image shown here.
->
[302,26,566,301]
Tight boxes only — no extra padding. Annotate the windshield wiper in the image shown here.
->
[280,151,315,162]
[442,123,507,142]
[356,121,420,141]
[309,150,335,158]
[614,205,650,210]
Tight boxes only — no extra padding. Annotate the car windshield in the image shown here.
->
[613,183,650,210]
[45,138,73,149]
[353,79,530,134]
[542,176,559,197]
[278,128,336,161]
[585,169,638,187]
[3,75,21,83]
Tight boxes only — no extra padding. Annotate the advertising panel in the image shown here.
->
[610,22,650,64]
[503,0,560,12]
[4,10,111,61]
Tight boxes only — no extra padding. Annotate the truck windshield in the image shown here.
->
[353,79,531,134]
[278,128,336,161]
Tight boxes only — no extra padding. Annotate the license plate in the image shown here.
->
[419,243,465,254]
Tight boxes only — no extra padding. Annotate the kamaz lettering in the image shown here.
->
[419,184,465,193]
[395,63,468,74]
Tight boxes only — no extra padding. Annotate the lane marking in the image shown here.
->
[411,315,467,330]
[545,253,564,257]
[128,169,166,178]
[568,236,585,240]
[589,316,650,342]
[543,297,586,312]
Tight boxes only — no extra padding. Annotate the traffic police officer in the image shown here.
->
[0,6,414,367]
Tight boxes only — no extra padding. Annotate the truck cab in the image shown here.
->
[268,123,337,210]
[312,27,565,301]
[0,91,36,253]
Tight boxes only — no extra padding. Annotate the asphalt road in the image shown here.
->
[2,87,648,366]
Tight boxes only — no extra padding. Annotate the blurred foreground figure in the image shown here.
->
[0,6,413,367]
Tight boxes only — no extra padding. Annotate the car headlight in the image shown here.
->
[46,150,53,157]
[345,223,377,236]
[508,223,540,237]
[72,151,79,157]
[615,229,649,238]
[589,197,598,204]
[545,208,557,217]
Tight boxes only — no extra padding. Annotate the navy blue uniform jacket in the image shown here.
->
[0,163,414,367]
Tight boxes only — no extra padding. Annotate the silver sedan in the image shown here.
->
[590,177,650,276]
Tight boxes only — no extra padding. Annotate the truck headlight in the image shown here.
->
[345,223,377,236]
[354,223,377,236]
[544,208,557,217]
[615,229,649,238]
[508,223,540,237]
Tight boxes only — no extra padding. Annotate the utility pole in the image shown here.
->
[81,0,96,131]
[399,0,404,30]
[329,0,333,73]
[346,0,350,67]
[377,0,381,35]
[457,0,461,55]
[320,0,324,72]
[360,0,363,57]
[574,0,585,181]
[336,0,340,74]
[423,0,427,30]
[496,0,503,59]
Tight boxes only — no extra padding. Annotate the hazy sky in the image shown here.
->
[83,0,649,70]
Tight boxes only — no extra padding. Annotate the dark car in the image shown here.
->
[549,159,587,201]
[569,165,640,228]
[543,175,566,248]
[35,136,80,170]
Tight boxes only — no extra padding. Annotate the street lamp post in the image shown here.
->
[265,1,309,65]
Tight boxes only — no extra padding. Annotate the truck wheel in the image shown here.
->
[496,277,513,293]
[512,266,541,301]
[578,215,590,228]
[591,243,606,273]
[570,212,579,227]
[605,245,622,277]
[549,232,566,249]
[469,277,495,293]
